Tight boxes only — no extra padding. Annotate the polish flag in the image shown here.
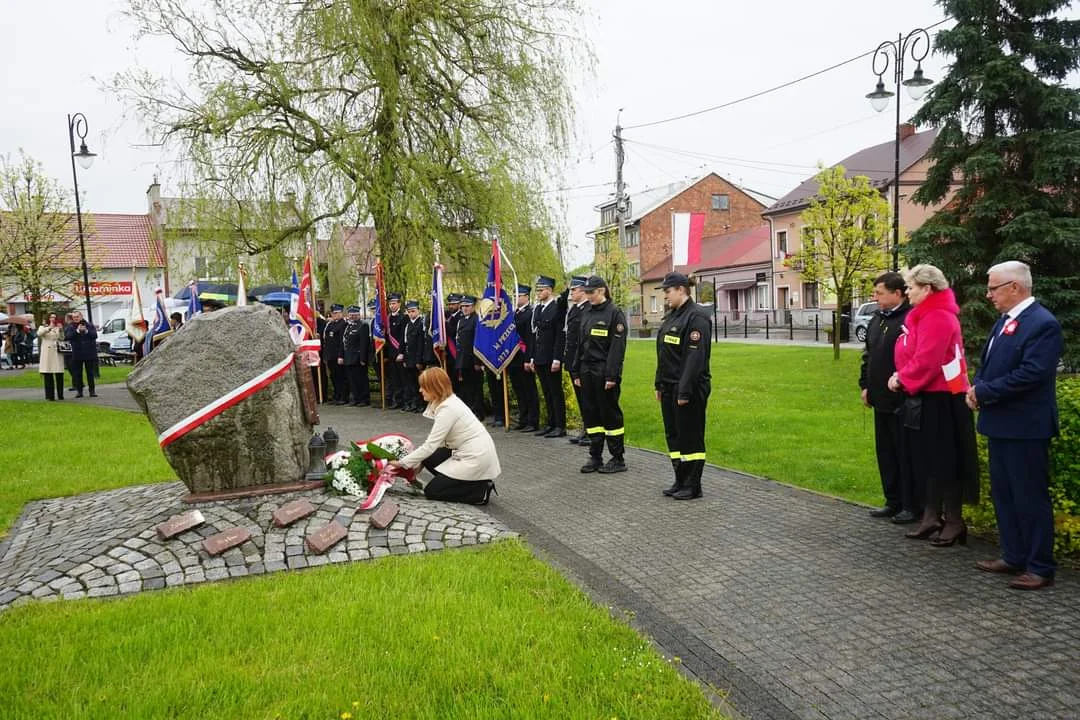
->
[672,212,705,266]
[941,343,969,394]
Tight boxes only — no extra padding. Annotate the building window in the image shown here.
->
[777,230,788,255]
[621,226,640,248]
[600,205,616,226]
[802,282,819,308]
[711,193,729,211]
[756,284,769,310]
[626,262,640,281]
[650,294,658,313]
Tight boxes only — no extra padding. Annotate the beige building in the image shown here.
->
[762,123,953,315]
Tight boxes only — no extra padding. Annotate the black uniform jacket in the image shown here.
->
[531,298,565,366]
[563,301,588,378]
[511,303,534,368]
[388,310,406,356]
[342,320,370,366]
[403,316,427,366]
[575,299,628,382]
[655,301,712,401]
[322,318,346,363]
[455,312,478,370]
[446,309,461,359]
[858,301,911,412]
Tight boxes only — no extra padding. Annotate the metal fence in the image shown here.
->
[635,308,854,344]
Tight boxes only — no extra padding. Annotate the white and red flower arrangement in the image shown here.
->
[324,433,416,509]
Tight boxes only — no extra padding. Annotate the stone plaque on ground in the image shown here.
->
[369,501,400,530]
[127,304,314,495]
[156,510,206,540]
[272,499,317,528]
[305,522,347,554]
[202,527,252,556]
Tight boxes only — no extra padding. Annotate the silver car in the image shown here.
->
[852,301,878,343]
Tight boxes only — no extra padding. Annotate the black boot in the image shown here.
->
[597,457,627,474]
[580,457,603,473]
[662,458,683,496]
[673,459,703,499]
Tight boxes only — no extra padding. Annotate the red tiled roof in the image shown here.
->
[83,214,163,268]
[340,226,378,273]
[641,224,771,281]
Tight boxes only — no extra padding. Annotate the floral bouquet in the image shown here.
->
[324,433,415,508]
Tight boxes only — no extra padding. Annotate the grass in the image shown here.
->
[0,539,724,720]
[618,342,880,505]
[0,401,175,534]
[0,364,133,389]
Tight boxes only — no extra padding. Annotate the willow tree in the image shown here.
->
[0,153,85,323]
[907,0,1080,369]
[789,165,891,359]
[117,0,587,296]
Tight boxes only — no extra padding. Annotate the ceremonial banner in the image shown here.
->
[236,263,248,307]
[430,263,446,349]
[372,260,388,353]
[128,270,147,343]
[143,290,171,355]
[187,280,202,319]
[474,237,520,373]
[672,212,705,267]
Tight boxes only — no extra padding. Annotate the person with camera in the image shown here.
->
[64,310,98,398]
[37,313,66,401]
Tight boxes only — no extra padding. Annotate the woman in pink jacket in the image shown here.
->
[888,264,979,546]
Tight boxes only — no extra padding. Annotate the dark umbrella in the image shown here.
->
[260,291,294,307]
[249,284,293,299]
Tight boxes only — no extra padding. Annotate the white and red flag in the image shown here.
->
[941,343,969,394]
[671,212,705,267]
[292,249,321,365]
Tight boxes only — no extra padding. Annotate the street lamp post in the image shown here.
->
[866,28,933,272]
[67,113,97,325]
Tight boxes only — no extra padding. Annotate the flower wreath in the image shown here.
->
[324,433,416,498]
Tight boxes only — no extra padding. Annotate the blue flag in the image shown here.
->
[430,263,446,349]
[144,290,171,355]
[288,268,302,335]
[474,238,520,373]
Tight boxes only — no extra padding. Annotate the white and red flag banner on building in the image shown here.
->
[671,212,705,267]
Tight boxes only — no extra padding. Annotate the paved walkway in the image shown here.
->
[3,385,1079,719]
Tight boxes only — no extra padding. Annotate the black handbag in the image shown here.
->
[57,341,72,354]
[902,395,922,430]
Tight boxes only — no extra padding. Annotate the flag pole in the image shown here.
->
[380,351,387,409]
[307,242,324,404]
[502,368,511,433]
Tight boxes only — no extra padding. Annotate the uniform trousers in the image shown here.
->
[988,438,1055,578]
[485,370,503,421]
[536,363,565,430]
[579,371,624,460]
[386,353,405,405]
[660,384,709,491]
[874,408,919,513]
[330,363,348,402]
[420,447,493,504]
[345,364,370,404]
[402,365,421,409]
[508,365,539,428]
[457,365,485,418]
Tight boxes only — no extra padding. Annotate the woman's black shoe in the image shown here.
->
[477,481,498,505]
[905,522,943,540]
[930,525,968,547]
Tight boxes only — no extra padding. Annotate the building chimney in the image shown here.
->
[898,123,916,141]
[147,176,162,219]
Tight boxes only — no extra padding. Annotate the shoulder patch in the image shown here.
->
[690,330,701,342]
[616,323,624,333]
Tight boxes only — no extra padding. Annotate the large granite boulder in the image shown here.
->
[127,304,313,494]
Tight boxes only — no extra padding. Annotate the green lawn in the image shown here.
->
[619,342,880,505]
[0,401,175,534]
[0,539,722,720]
[0,364,133,389]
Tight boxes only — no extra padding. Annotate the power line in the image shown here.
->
[622,17,951,131]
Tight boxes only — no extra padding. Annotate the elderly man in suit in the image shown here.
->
[967,261,1063,591]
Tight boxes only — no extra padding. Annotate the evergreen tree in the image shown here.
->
[908,0,1080,368]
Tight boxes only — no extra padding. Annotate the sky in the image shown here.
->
[2,1,1073,269]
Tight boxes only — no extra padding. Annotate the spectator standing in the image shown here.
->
[37,313,65,401]
[65,311,98,397]
[859,272,917,523]
[968,261,1064,591]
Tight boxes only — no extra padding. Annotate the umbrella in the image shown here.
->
[2,314,32,326]
[260,291,294,307]
[249,284,293,299]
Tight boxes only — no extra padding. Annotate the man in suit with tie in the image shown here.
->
[966,261,1063,591]
[527,275,567,438]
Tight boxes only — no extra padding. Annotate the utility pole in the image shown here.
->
[613,112,627,253]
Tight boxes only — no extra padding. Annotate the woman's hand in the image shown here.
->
[887,372,902,392]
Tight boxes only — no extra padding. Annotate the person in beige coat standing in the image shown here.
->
[37,313,66,401]
[391,367,501,504]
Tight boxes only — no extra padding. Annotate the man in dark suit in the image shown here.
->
[342,305,370,406]
[508,284,540,432]
[323,304,348,405]
[967,261,1063,591]
[858,272,917,523]
[527,275,566,438]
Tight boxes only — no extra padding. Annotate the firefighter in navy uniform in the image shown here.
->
[387,293,407,408]
[654,272,712,500]
[528,275,566,438]
[342,305,371,406]
[323,304,349,405]
[402,300,427,412]
[574,275,628,474]
[562,275,589,444]
[445,293,463,393]
[508,284,540,431]
[454,295,485,417]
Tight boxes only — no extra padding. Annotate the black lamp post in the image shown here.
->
[67,113,97,325]
[866,28,933,272]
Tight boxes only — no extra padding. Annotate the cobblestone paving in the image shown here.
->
[4,385,1079,719]
[0,481,513,610]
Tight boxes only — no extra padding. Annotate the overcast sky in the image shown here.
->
[3,1,1074,269]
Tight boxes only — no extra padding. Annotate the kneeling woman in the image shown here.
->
[390,367,500,504]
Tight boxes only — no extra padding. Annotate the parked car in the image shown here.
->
[851,302,878,343]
